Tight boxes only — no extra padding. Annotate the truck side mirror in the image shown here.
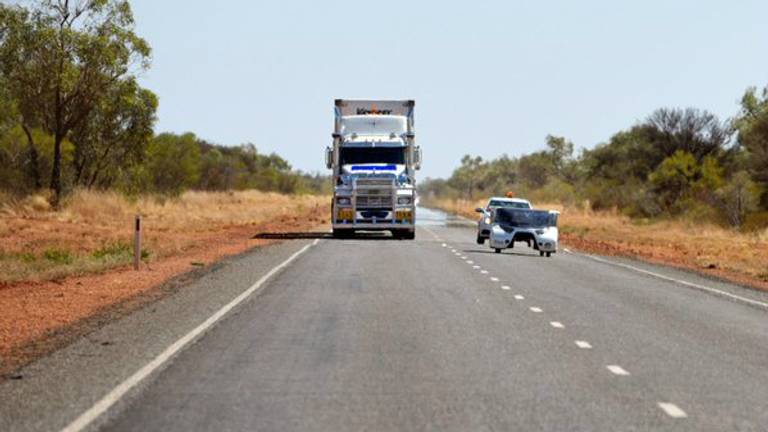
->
[475,207,485,213]
[325,147,333,169]
[414,146,422,170]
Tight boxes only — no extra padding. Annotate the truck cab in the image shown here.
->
[326,100,421,239]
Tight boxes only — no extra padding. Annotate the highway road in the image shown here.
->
[2,208,768,431]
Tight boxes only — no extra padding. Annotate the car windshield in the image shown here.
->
[340,147,406,165]
[494,208,554,227]
[488,200,530,209]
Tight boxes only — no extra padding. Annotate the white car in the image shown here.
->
[488,208,560,257]
[475,197,532,244]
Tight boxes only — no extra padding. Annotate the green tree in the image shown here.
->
[71,78,157,188]
[734,85,768,208]
[0,0,151,204]
[448,155,484,198]
[145,133,201,195]
[648,150,699,212]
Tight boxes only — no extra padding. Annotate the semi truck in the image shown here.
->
[325,99,421,239]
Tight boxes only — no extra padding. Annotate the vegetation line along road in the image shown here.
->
[419,99,768,289]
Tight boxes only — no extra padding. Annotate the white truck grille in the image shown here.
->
[355,177,394,209]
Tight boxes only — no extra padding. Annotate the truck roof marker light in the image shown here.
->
[506,191,515,198]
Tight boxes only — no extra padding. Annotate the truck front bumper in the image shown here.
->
[332,221,414,230]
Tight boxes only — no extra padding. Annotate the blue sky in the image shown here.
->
[130,0,768,179]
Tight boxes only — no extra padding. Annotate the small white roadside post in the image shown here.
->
[134,214,142,270]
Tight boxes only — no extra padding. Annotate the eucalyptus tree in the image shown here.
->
[0,0,151,204]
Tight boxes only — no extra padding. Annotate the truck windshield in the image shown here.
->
[495,209,554,228]
[340,147,406,165]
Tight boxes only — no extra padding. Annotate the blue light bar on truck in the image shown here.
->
[350,165,397,171]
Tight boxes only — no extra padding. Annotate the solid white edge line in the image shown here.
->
[564,250,768,310]
[606,365,630,376]
[658,402,687,418]
[60,240,318,432]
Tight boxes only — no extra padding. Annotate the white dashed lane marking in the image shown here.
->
[606,365,630,376]
[473,265,480,269]
[550,321,564,328]
[501,285,511,290]
[480,270,489,274]
[466,261,474,264]
[490,277,499,282]
[575,340,592,349]
[514,295,524,300]
[658,402,687,419]
[529,307,543,313]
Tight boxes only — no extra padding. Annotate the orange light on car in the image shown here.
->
[506,191,515,198]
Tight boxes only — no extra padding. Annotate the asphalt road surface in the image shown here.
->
[3,208,768,431]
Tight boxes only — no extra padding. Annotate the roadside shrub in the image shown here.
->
[92,242,131,260]
[742,211,768,232]
[43,248,74,264]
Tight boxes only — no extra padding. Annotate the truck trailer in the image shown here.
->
[325,99,422,239]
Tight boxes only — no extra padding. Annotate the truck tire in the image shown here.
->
[392,229,415,240]
[476,235,485,245]
[495,248,501,254]
[333,228,353,239]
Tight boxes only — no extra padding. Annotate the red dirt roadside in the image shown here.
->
[0,217,327,377]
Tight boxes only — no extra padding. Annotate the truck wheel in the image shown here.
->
[476,235,485,245]
[546,252,552,257]
[539,251,545,257]
[495,248,501,254]
[403,230,416,240]
[333,229,353,239]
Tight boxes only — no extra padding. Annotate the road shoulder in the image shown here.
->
[0,238,317,432]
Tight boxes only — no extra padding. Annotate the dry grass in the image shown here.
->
[424,197,768,290]
[0,189,330,375]
[0,189,329,283]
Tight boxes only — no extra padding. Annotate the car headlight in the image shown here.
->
[336,197,351,206]
[397,196,412,205]
[484,217,491,224]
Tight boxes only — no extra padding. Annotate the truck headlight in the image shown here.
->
[484,217,491,224]
[397,196,412,205]
[336,197,351,206]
